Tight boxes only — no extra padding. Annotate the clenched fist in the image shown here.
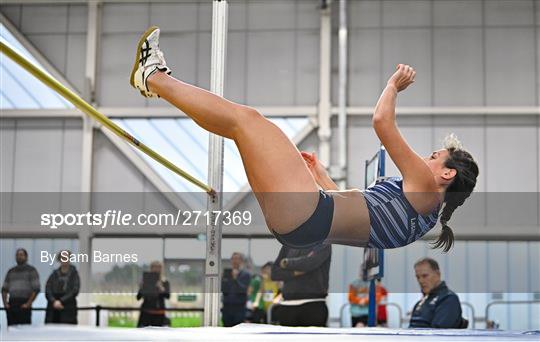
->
[387,64,416,92]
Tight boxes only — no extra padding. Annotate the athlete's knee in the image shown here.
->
[237,106,265,124]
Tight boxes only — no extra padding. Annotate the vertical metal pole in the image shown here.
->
[318,1,332,167]
[204,0,228,327]
[337,0,348,188]
[78,0,101,325]
[368,146,386,327]
[84,0,101,103]
[368,279,376,326]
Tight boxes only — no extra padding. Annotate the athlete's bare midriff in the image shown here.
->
[325,189,371,247]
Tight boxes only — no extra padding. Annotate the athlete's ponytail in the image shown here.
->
[431,134,479,252]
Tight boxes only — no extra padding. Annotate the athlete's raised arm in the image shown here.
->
[372,65,439,213]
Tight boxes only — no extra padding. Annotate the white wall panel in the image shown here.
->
[0,120,15,224]
[382,29,432,106]
[486,124,537,192]
[486,124,538,227]
[224,31,247,104]
[488,242,509,293]
[247,1,296,31]
[65,34,86,93]
[433,0,482,27]
[228,1,248,31]
[26,34,67,75]
[348,0,381,29]
[508,242,530,293]
[150,3,199,32]
[384,245,409,292]
[98,34,146,107]
[196,1,212,31]
[20,5,67,34]
[246,31,295,105]
[13,119,63,192]
[0,119,15,193]
[538,27,540,106]
[297,1,320,30]
[485,0,535,26]
[382,0,431,28]
[433,28,483,106]
[155,33,199,85]
[485,28,536,105]
[530,242,540,293]
[347,29,382,106]
[296,30,319,105]
[67,5,87,34]
[60,119,82,192]
[1,5,22,27]
[91,130,144,193]
[3,1,540,109]
[439,241,466,290]
[102,3,149,34]
[196,31,211,91]
[466,241,489,292]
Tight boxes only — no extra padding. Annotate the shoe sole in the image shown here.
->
[129,25,159,90]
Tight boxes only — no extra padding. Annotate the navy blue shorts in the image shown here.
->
[272,190,334,249]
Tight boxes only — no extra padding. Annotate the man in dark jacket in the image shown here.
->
[221,252,251,327]
[2,248,40,326]
[409,258,467,329]
[271,244,331,327]
[45,250,80,324]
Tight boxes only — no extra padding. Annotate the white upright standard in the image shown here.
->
[204,0,229,327]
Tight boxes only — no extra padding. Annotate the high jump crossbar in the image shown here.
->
[0,39,215,196]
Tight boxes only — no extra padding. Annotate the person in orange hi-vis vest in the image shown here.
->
[376,279,388,326]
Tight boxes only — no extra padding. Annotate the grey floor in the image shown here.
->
[2,323,539,341]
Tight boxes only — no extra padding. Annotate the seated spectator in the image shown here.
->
[2,248,40,326]
[409,257,467,329]
[221,252,251,327]
[136,261,170,327]
[246,261,280,324]
[45,250,80,324]
[271,244,331,327]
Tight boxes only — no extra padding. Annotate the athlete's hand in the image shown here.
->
[301,151,327,181]
[387,64,416,92]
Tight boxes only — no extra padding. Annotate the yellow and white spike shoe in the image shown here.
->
[129,26,171,98]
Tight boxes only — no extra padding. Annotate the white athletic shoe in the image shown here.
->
[130,26,171,98]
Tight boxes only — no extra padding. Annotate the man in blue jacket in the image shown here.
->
[409,257,467,329]
[221,252,251,327]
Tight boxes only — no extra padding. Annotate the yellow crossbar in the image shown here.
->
[0,40,214,196]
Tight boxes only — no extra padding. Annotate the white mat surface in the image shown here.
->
[2,323,539,341]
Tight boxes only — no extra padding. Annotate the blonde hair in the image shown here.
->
[442,133,463,151]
